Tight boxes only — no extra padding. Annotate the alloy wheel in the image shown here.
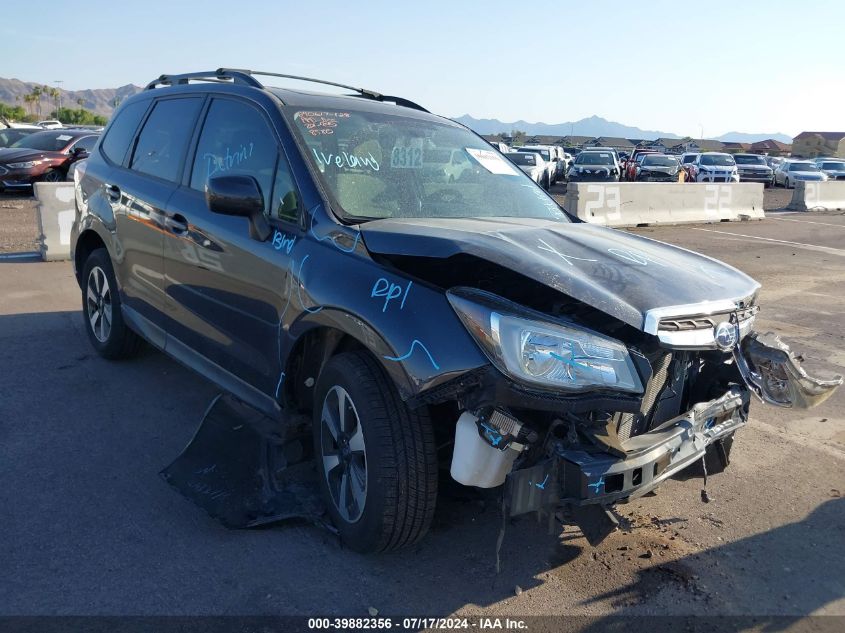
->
[319,385,367,522]
[43,170,63,182]
[86,266,113,343]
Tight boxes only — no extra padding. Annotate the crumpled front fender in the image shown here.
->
[735,332,842,409]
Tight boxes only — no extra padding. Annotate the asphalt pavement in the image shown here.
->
[1,198,844,621]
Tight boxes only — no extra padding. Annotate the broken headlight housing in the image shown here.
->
[447,287,643,394]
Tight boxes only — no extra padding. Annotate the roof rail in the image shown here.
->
[145,68,428,112]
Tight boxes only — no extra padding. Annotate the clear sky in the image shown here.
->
[2,0,843,137]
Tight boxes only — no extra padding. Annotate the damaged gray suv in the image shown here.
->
[71,69,841,552]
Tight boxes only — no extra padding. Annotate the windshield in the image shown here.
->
[506,153,538,166]
[575,152,614,166]
[734,155,766,165]
[9,130,73,151]
[517,148,551,161]
[789,162,819,172]
[286,108,566,222]
[700,154,735,167]
[642,156,678,167]
[821,162,845,170]
[682,154,698,164]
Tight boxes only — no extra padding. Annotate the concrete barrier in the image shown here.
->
[563,182,765,228]
[34,182,76,261]
[787,181,845,212]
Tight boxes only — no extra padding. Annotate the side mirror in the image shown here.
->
[71,147,89,159]
[206,175,271,241]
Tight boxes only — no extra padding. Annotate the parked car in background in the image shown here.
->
[516,145,558,187]
[774,160,827,188]
[734,154,775,187]
[505,151,548,188]
[687,153,739,183]
[0,128,99,191]
[0,127,38,149]
[487,140,510,153]
[567,149,620,182]
[634,154,682,182]
[765,156,784,171]
[679,152,700,181]
[37,120,64,129]
[814,159,845,181]
[623,149,658,181]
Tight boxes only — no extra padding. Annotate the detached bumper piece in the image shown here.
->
[161,394,325,528]
[505,387,748,527]
[735,332,842,409]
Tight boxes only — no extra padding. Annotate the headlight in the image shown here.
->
[447,287,643,393]
[7,160,43,169]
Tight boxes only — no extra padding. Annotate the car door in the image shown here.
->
[162,96,301,404]
[98,97,203,333]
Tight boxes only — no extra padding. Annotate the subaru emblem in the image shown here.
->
[714,321,738,351]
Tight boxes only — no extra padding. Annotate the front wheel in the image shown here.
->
[313,351,437,552]
[40,169,64,183]
[81,248,143,359]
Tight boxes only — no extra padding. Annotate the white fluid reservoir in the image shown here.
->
[450,412,520,488]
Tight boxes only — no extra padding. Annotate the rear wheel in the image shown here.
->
[313,351,437,552]
[81,248,142,359]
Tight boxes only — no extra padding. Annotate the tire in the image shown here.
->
[313,351,437,553]
[40,169,64,183]
[81,248,143,359]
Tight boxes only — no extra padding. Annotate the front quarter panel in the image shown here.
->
[280,206,489,399]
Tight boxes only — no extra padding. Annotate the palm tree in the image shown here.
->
[49,87,61,115]
[30,86,43,118]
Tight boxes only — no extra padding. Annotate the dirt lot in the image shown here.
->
[1,192,843,624]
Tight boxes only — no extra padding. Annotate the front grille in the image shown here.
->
[658,306,758,334]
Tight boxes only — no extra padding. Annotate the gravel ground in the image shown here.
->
[0,194,38,254]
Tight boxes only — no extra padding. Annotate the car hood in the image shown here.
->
[791,171,823,178]
[0,147,59,163]
[360,217,760,330]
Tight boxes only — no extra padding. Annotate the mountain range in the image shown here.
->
[0,78,143,118]
[453,114,793,144]
[0,77,793,144]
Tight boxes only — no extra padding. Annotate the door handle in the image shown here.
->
[104,183,121,202]
[165,214,189,235]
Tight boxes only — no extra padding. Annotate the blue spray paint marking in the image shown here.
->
[310,211,361,253]
[587,477,605,493]
[549,351,590,371]
[371,277,413,313]
[384,339,440,370]
[480,422,503,447]
[535,474,549,490]
[271,230,296,254]
[296,255,323,314]
[275,372,286,399]
[705,417,715,429]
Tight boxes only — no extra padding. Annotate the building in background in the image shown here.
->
[791,132,845,158]
[749,139,792,156]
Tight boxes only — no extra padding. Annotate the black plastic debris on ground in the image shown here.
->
[161,393,326,528]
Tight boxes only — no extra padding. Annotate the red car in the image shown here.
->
[0,129,99,191]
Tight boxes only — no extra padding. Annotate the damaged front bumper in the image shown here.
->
[503,331,841,518]
[735,332,842,409]
[505,386,748,517]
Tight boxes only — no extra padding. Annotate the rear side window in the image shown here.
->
[72,135,99,152]
[190,99,281,214]
[130,98,202,182]
[100,100,149,164]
